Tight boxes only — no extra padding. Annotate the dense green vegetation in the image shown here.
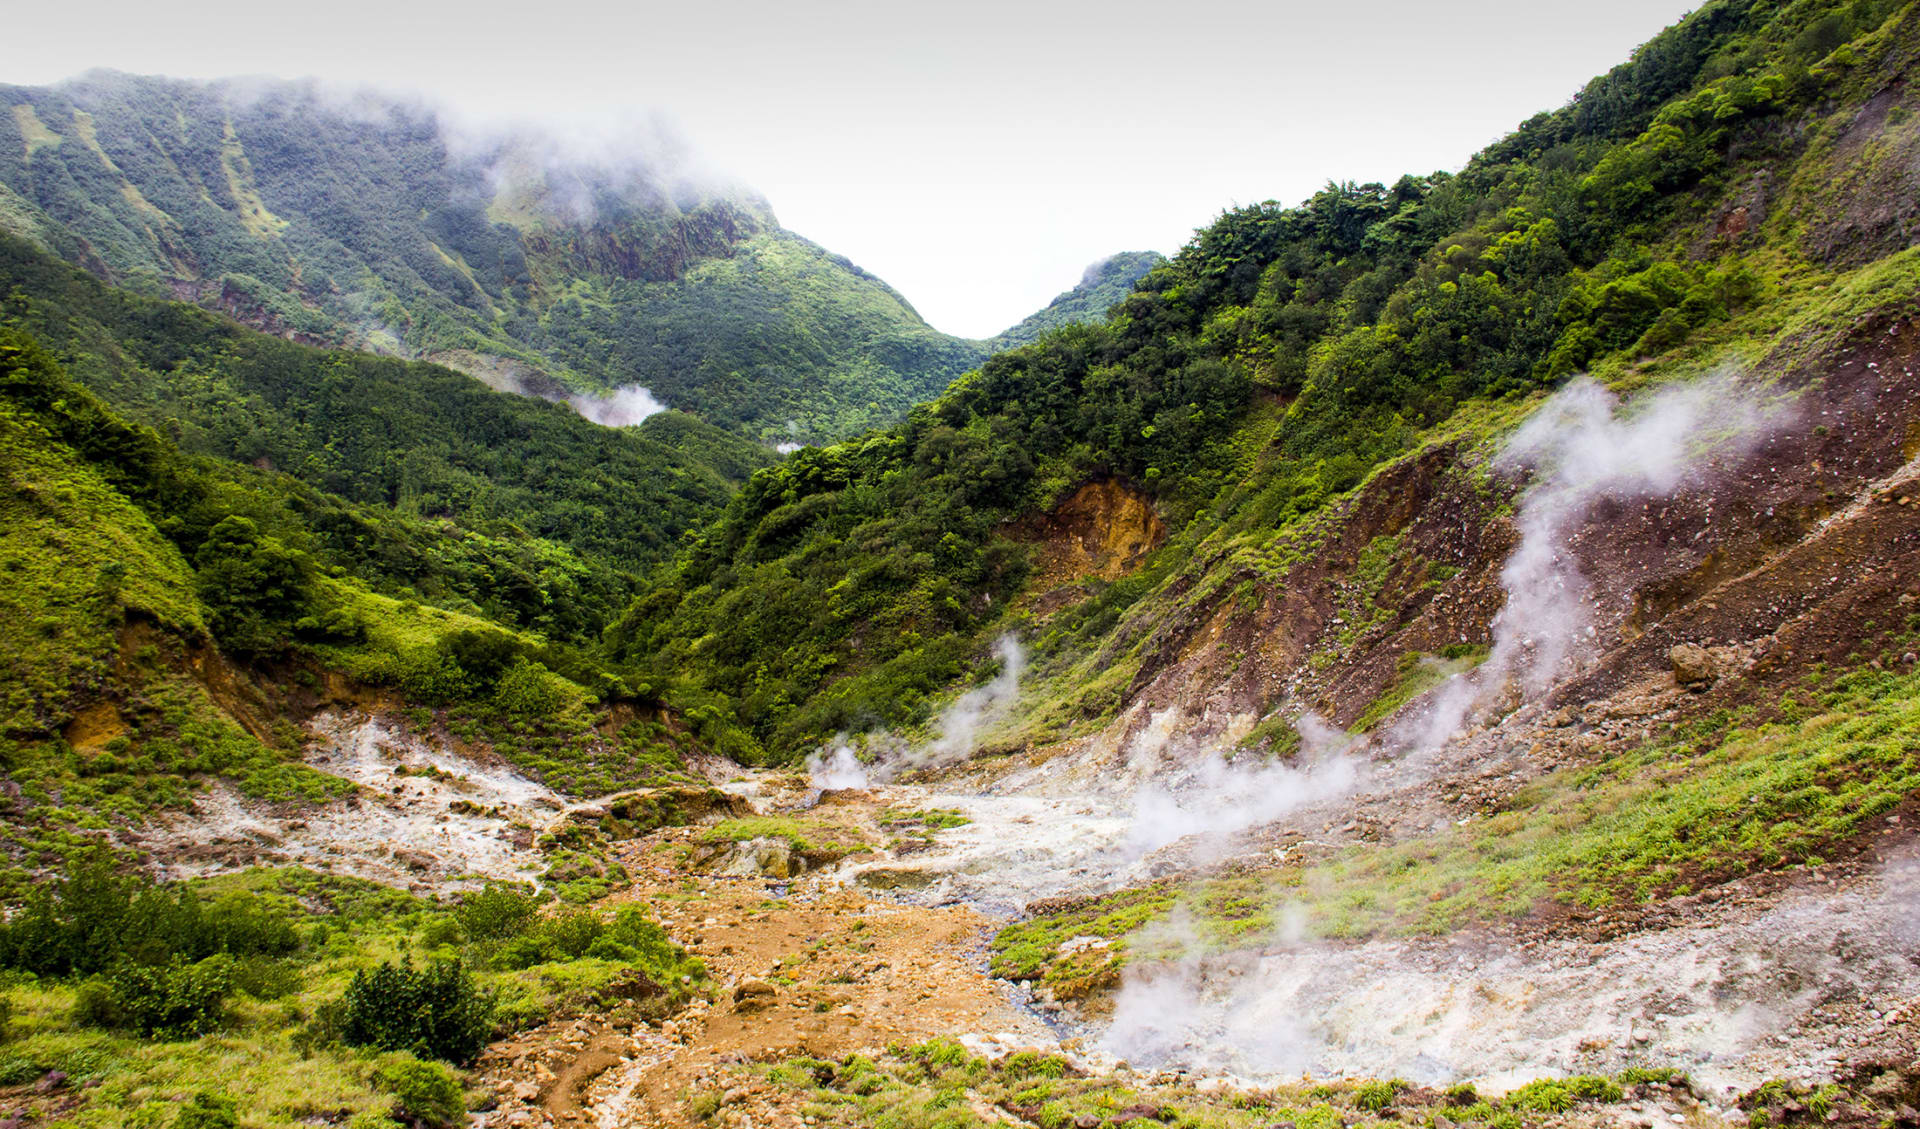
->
[0,290,727,901]
[0,72,986,441]
[0,232,771,622]
[986,250,1166,351]
[615,0,1920,762]
[0,864,701,1126]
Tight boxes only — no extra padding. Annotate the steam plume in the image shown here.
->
[1125,711,1361,855]
[566,384,667,427]
[806,634,1025,789]
[1395,373,1781,752]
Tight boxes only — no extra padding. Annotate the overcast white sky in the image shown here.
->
[12,0,1699,338]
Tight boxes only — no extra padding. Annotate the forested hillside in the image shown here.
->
[616,0,1920,760]
[0,232,773,642]
[0,72,984,440]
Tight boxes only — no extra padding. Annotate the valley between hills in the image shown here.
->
[3,1,1920,1127]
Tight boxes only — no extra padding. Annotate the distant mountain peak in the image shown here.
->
[989,249,1166,351]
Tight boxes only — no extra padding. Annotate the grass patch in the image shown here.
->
[988,885,1177,981]
[1352,645,1490,733]
[0,864,705,1126]
[703,817,867,863]
[748,1042,1637,1129]
[1311,666,1920,933]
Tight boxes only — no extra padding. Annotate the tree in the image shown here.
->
[192,515,317,656]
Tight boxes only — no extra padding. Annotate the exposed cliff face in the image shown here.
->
[1016,478,1167,606]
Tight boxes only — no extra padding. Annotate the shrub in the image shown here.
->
[492,660,568,718]
[73,956,233,1039]
[373,1055,467,1129]
[492,905,694,978]
[453,884,539,942]
[532,908,602,961]
[173,1092,239,1129]
[194,515,320,657]
[1354,1079,1408,1111]
[1567,1075,1625,1103]
[442,628,520,691]
[1503,1080,1573,1113]
[230,954,300,1000]
[340,959,493,1065]
[1502,1076,1618,1113]
[201,892,302,958]
[910,1038,972,1072]
[1000,1051,1069,1080]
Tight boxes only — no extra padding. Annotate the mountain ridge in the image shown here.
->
[0,71,982,441]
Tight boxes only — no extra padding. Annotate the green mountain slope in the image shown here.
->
[617,0,1920,761]
[986,250,1166,351]
[0,72,985,441]
[0,298,730,815]
[0,231,773,640]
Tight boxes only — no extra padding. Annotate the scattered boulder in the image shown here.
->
[391,848,436,873]
[732,979,778,1014]
[1669,643,1714,686]
[698,836,806,879]
[576,786,751,840]
[601,969,665,1002]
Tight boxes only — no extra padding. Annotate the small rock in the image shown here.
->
[33,1071,68,1094]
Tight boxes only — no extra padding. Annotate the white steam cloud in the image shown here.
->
[1098,371,1797,1084]
[1394,373,1783,754]
[1125,710,1361,856]
[566,384,668,428]
[805,634,1026,789]
[1097,855,1920,1088]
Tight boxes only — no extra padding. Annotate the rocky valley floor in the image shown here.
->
[277,721,1912,1129]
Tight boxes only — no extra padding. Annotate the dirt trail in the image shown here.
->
[476,780,1059,1128]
